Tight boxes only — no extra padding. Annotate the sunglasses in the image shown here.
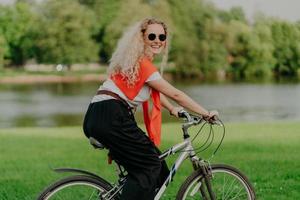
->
[147,33,167,42]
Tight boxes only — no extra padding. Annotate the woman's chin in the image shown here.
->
[151,49,162,55]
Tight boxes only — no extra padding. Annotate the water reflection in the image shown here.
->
[0,82,299,128]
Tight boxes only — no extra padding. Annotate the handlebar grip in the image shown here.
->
[178,110,194,122]
[178,110,187,118]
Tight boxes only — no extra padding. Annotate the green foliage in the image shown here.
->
[168,0,216,77]
[198,19,229,78]
[1,0,300,80]
[77,0,122,61]
[35,0,99,65]
[270,20,300,76]
[218,6,247,23]
[0,33,5,69]
[0,2,36,65]
[225,21,275,79]
[248,21,276,78]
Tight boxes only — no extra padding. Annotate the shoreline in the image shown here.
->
[0,72,298,84]
[0,73,174,84]
[0,74,107,84]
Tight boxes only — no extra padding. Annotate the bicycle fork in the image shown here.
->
[192,159,216,200]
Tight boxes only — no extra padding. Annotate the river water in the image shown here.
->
[0,82,299,128]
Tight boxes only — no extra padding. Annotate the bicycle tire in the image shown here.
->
[176,164,256,200]
[37,175,120,200]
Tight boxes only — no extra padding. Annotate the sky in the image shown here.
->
[0,0,300,22]
[210,0,300,22]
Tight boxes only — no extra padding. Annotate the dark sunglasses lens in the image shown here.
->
[148,33,156,41]
[159,34,166,41]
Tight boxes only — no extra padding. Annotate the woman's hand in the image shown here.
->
[170,106,184,117]
[204,110,219,122]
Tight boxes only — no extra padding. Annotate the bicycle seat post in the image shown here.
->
[114,161,126,180]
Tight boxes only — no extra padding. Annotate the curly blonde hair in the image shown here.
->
[107,18,169,85]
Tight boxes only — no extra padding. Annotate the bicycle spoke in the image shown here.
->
[55,195,63,200]
[230,189,248,200]
[38,178,115,200]
[233,186,247,199]
[219,176,249,200]
[88,189,97,200]
[189,179,202,196]
[223,178,238,199]
[179,166,254,200]
[222,173,228,199]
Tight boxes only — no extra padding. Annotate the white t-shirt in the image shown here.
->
[91,72,162,108]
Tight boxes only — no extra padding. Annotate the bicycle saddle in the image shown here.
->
[89,137,105,149]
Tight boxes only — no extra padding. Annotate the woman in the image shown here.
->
[83,18,218,200]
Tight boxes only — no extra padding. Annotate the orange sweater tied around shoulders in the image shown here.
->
[111,57,162,146]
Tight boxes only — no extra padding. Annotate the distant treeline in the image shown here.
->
[1,0,300,80]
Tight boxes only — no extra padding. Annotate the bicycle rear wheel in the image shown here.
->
[176,164,256,200]
[37,175,119,200]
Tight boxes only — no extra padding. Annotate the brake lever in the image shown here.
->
[208,119,223,126]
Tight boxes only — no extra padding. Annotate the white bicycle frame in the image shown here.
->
[154,136,200,200]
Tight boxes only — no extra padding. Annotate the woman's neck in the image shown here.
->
[148,56,154,61]
[144,48,154,61]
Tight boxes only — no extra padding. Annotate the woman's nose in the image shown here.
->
[153,38,161,43]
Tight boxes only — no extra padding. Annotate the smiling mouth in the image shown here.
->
[151,45,161,49]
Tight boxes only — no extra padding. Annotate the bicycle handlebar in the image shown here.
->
[178,110,193,121]
[178,109,222,126]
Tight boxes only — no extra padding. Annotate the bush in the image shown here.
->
[0,34,5,69]
[34,0,99,65]
[0,2,37,66]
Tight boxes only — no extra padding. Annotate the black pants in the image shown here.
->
[83,100,169,200]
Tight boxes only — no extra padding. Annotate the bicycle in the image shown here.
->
[37,110,256,200]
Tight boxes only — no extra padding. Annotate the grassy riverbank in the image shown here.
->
[1,67,299,84]
[0,121,299,199]
[0,68,107,84]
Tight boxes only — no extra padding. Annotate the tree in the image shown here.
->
[247,20,275,78]
[90,0,122,62]
[168,0,217,77]
[0,2,36,66]
[270,20,300,77]
[198,19,229,79]
[218,6,247,23]
[35,0,99,65]
[0,33,6,69]
[225,20,275,79]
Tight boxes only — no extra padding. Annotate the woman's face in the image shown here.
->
[144,23,166,56]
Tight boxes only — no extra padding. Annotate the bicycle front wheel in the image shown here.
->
[37,175,119,200]
[176,164,256,200]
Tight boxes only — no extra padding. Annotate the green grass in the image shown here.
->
[0,121,299,199]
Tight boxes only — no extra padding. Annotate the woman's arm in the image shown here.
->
[147,78,216,118]
[160,93,183,117]
[160,93,173,112]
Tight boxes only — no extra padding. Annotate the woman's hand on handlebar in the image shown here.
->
[170,106,184,117]
[204,110,219,122]
[175,108,220,124]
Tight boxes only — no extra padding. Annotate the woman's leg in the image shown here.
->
[83,100,169,199]
[102,118,165,199]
